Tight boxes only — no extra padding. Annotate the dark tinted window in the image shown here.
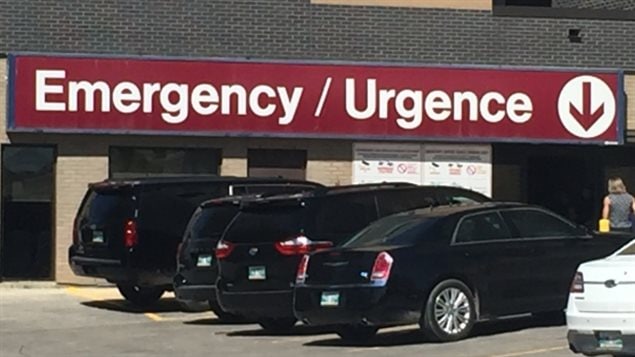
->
[230,183,318,196]
[247,149,307,180]
[223,205,306,243]
[377,189,436,216]
[311,194,378,239]
[438,189,490,205]
[342,214,431,248]
[110,147,221,178]
[501,209,578,238]
[79,188,135,224]
[455,212,511,243]
[188,205,239,241]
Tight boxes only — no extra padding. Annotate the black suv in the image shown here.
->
[174,183,322,317]
[69,176,322,306]
[215,184,490,331]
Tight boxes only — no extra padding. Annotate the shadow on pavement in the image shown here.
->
[227,324,336,337]
[184,318,254,326]
[81,297,184,314]
[304,315,565,348]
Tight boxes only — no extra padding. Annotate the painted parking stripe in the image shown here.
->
[488,346,567,357]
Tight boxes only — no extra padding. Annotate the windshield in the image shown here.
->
[341,214,429,248]
[616,239,635,256]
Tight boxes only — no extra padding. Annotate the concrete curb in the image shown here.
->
[0,281,59,289]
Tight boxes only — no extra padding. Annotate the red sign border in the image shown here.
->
[6,52,626,145]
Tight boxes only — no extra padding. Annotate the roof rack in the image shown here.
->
[320,182,416,195]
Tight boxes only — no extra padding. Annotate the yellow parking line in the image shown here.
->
[144,313,163,322]
[488,346,567,357]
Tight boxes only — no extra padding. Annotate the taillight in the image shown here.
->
[570,272,584,293]
[296,255,310,284]
[124,219,138,248]
[370,252,394,286]
[215,240,235,259]
[274,235,333,256]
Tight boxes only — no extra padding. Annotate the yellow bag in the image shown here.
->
[598,218,610,233]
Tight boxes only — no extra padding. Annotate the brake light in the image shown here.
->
[274,235,333,256]
[215,240,235,259]
[570,272,584,293]
[370,252,394,286]
[124,219,138,248]
[296,255,310,284]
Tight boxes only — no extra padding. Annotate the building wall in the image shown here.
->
[625,74,635,137]
[553,0,635,10]
[2,0,634,70]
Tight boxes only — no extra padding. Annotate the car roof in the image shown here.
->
[88,175,323,189]
[401,202,531,218]
[240,183,486,206]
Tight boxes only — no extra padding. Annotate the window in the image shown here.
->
[109,147,221,178]
[501,209,578,239]
[247,149,307,180]
[342,214,431,248]
[493,0,635,20]
[188,205,240,241]
[454,212,511,243]
[376,189,436,216]
[311,194,378,240]
[617,241,635,256]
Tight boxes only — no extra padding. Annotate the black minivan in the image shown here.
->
[174,182,322,317]
[216,184,490,331]
[69,176,321,306]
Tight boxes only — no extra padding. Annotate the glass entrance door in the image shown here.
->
[1,145,55,280]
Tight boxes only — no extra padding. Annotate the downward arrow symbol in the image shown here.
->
[569,81,605,130]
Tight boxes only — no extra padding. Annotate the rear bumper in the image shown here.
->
[173,273,216,302]
[567,310,635,333]
[294,285,420,327]
[568,330,635,356]
[217,289,294,319]
[69,247,172,288]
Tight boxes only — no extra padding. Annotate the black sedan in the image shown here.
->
[293,203,633,342]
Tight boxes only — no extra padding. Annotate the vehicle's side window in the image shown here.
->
[437,189,488,205]
[454,212,510,243]
[501,209,578,239]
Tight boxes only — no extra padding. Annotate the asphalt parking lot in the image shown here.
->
[0,286,593,357]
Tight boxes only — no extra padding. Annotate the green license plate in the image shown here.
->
[320,291,340,307]
[92,230,105,243]
[196,255,212,267]
[248,266,266,280]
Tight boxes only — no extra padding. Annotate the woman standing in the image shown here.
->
[602,177,635,232]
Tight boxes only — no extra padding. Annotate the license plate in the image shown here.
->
[196,255,212,267]
[598,337,623,350]
[248,266,266,280]
[92,230,105,243]
[320,291,340,307]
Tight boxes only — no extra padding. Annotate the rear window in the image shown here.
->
[223,206,306,243]
[341,214,429,248]
[617,241,635,256]
[188,205,239,240]
[79,188,134,224]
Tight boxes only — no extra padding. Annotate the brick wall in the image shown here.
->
[626,75,635,138]
[553,0,635,10]
[1,0,634,70]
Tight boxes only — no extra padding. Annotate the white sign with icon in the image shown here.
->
[422,144,492,197]
[352,143,422,184]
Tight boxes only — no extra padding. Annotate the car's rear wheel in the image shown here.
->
[420,279,476,342]
[258,317,297,332]
[209,299,244,322]
[336,325,379,342]
[116,284,164,306]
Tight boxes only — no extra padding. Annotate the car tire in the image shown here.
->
[420,279,476,342]
[177,300,209,313]
[336,325,379,342]
[209,299,244,322]
[116,284,164,307]
[258,317,297,332]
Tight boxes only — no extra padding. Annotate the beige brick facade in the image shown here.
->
[625,74,635,134]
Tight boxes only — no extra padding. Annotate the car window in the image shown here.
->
[454,212,511,243]
[188,205,239,241]
[311,193,378,239]
[437,189,490,205]
[501,209,578,239]
[223,205,306,243]
[230,183,317,195]
[341,214,432,248]
[617,241,635,256]
[376,189,436,216]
